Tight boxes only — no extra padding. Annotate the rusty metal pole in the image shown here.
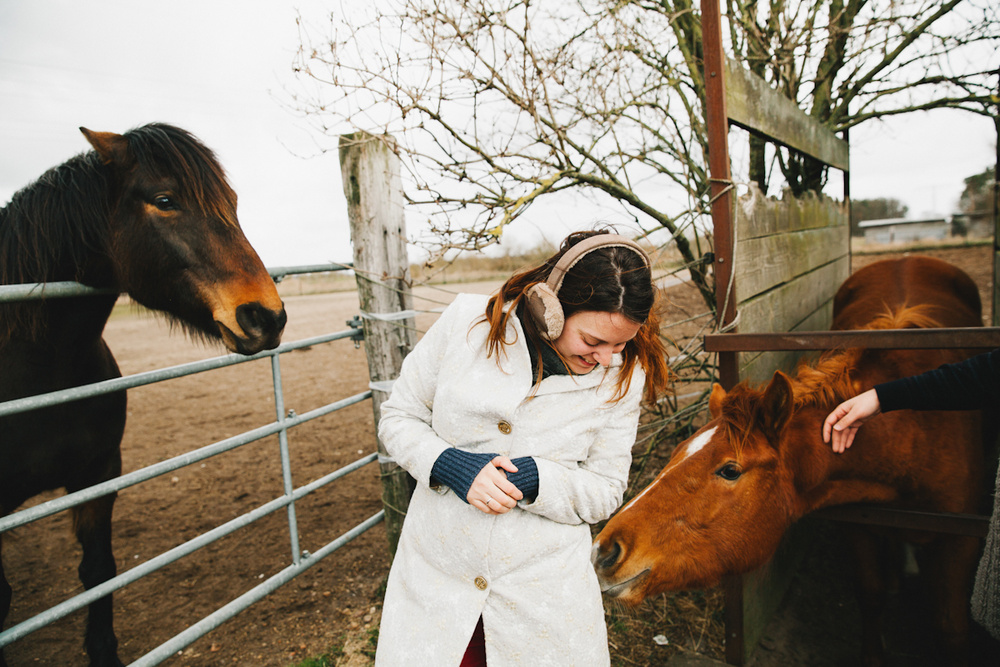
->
[701,0,739,392]
[700,1,745,665]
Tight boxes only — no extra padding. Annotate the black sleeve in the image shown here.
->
[430,449,499,503]
[875,348,1000,412]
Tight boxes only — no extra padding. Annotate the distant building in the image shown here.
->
[857,216,950,244]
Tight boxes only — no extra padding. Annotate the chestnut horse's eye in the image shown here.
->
[152,195,177,211]
[716,463,742,481]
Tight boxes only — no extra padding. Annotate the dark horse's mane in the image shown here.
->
[718,306,943,453]
[0,123,236,343]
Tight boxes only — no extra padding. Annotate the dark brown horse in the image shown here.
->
[593,257,987,666]
[0,124,286,667]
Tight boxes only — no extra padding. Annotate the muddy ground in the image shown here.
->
[2,243,995,666]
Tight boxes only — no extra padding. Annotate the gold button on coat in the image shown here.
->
[474,576,488,590]
[497,420,512,434]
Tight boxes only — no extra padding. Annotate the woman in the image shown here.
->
[374,230,670,666]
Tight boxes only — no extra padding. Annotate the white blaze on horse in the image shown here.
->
[594,257,988,667]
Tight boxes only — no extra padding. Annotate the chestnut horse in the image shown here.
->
[0,124,286,667]
[593,257,987,666]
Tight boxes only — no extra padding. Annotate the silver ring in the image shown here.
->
[485,497,493,506]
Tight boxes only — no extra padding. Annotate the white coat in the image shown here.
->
[374,294,644,666]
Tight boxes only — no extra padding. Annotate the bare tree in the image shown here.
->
[293,1,717,306]
[292,0,998,306]
[726,0,1000,194]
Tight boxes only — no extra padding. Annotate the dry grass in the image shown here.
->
[605,587,726,666]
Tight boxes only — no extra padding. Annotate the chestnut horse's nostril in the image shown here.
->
[596,539,622,571]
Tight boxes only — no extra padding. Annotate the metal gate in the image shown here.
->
[0,264,385,666]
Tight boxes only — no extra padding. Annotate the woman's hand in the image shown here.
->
[822,388,881,453]
[468,456,524,514]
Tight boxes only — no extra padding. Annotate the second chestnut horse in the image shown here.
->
[593,256,988,666]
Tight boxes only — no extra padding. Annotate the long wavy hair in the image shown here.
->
[482,230,672,403]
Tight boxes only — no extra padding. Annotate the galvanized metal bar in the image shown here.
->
[0,281,117,302]
[704,327,1000,352]
[0,391,373,534]
[270,353,302,563]
[0,329,357,419]
[0,262,353,302]
[267,262,352,280]
[0,263,391,664]
[0,453,379,648]
[128,510,385,667]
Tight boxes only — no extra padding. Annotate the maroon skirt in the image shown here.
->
[460,616,486,667]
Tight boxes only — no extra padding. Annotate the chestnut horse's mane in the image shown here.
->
[719,305,943,451]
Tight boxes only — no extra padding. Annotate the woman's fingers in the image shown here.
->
[467,462,521,513]
[489,456,523,501]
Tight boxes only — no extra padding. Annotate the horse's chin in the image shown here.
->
[216,322,279,356]
[599,568,650,606]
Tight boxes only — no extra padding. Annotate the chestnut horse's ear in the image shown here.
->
[709,383,727,418]
[80,127,129,166]
[760,371,794,441]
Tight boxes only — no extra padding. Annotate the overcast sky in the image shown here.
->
[1,1,995,269]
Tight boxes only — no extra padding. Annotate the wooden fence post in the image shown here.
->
[340,132,417,556]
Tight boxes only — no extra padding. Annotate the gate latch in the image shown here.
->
[347,315,365,348]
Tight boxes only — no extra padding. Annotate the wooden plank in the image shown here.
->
[737,522,815,664]
[994,249,1000,327]
[736,226,849,299]
[813,506,989,537]
[707,327,1000,352]
[737,182,849,241]
[725,58,849,171]
[739,301,833,385]
[740,258,849,335]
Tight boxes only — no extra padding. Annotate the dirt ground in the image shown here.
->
[2,243,995,666]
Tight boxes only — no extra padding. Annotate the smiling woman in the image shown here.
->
[373,230,672,666]
[552,310,642,375]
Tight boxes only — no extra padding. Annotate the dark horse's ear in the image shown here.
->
[759,371,794,442]
[709,383,727,418]
[80,127,130,166]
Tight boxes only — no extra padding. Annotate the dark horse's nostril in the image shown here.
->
[598,540,622,571]
[236,302,286,340]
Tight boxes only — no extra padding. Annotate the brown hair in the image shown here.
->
[482,230,672,403]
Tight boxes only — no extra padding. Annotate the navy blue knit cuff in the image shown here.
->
[507,456,539,503]
[430,449,498,503]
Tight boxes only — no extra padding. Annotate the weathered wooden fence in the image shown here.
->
[700,0,997,663]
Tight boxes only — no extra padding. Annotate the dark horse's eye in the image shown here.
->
[152,195,177,211]
[716,463,742,481]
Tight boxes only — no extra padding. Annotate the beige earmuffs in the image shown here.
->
[524,234,651,340]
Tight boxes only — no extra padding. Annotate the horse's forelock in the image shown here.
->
[719,384,762,457]
[791,304,942,411]
[792,348,863,409]
[868,304,941,331]
[125,124,238,228]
